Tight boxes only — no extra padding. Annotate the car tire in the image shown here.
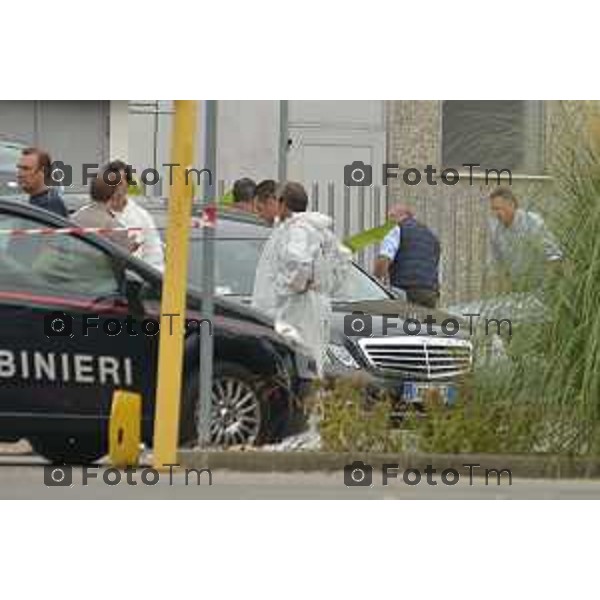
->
[205,362,289,447]
[30,434,106,465]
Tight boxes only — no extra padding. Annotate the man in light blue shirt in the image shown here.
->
[488,186,562,291]
[374,205,441,308]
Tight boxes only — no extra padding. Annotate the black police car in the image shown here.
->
[0,199,315,463]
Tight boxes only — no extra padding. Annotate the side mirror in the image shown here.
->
[123,271,146,316]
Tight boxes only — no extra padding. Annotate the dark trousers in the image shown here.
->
[404,287,439,309]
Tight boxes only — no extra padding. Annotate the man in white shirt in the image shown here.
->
[108,160,165,271]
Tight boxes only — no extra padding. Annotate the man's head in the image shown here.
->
[232,178,257,212]
[90,166,122,211]
[255,179,279,224]
[388,203,415,224]
[105,159,130,212]
[17,147,52,195]
[278,182,308,219]
[490,186,518,227]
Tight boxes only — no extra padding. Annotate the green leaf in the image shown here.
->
[343,220,396,253]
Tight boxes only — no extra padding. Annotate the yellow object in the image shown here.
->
[109,390,142,468]
[152,100,198,470]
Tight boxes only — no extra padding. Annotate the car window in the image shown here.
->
[186,232,389,301]
[187,236,267,296]
[333,265,390,301]
[0,213,120,298]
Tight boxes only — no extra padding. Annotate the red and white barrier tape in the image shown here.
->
[0,214,216,237]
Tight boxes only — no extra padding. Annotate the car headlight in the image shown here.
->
[327,344,360,369]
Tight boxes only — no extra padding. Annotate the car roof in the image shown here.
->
[145,201,272,239]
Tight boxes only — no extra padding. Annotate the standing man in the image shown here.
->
[252,182,351,375]
[106,160,165,271]
[231,177,257,214]
[32,168,134,291]
[487,186,562,291]
[373,205,441,308]
[254,179,280,225]
[17,147,68,217]
[71,168,134,252]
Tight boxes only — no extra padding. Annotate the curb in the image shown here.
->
[177,450,600,480]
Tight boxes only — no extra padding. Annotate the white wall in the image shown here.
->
[126,100,386,195]
[109,101,129,162]
[216,101,280,183]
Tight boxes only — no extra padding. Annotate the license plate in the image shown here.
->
[402,382,457,405]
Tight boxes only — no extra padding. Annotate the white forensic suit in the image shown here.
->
[252,211,351,375]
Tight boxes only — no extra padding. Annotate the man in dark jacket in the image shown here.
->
[373,205,441,308]
[16,147,68,217]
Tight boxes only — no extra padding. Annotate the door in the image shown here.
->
[0,209,156,438]
[287,129,387,267]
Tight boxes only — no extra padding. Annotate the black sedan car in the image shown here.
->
[152,204,474,414]
[0,199,316,463]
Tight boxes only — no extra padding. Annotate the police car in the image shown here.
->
[0,199,315,463]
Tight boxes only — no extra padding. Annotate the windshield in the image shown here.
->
[186,234,390,301]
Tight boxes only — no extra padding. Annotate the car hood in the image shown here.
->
[185,286,275,330]
[330,299,471,344]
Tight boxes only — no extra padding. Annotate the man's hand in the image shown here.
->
[373,256,391,283]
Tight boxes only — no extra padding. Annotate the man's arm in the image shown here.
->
[373,256,391,282]
[373,226,401,283]
[483,224,510,295]
[532,213,563,263]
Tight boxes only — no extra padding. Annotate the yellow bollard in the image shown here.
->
[109,389,142,468]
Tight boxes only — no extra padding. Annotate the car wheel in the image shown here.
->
[204,362,294,447]
[208,363,264,447]
[30,434,106,465]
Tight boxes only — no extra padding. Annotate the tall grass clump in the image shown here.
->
[487,102,600,453]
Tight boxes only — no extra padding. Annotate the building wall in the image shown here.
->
[384,100,561,303]
[0,100,112,193]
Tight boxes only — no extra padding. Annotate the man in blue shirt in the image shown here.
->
[17,147,68,217]
[373,205,441,308]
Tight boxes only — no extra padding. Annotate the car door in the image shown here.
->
[0,208,158,437]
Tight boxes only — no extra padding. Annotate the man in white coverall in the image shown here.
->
[252,181,351,375]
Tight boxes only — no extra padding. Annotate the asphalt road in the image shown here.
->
[2,454,600,499]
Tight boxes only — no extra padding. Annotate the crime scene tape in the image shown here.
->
[0,213,216,237]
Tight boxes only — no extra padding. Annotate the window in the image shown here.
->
[0,213,120,297]
[0,142,22,196]
[442,101,544,175]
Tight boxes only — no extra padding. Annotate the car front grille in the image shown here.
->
[357,336,473,380]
